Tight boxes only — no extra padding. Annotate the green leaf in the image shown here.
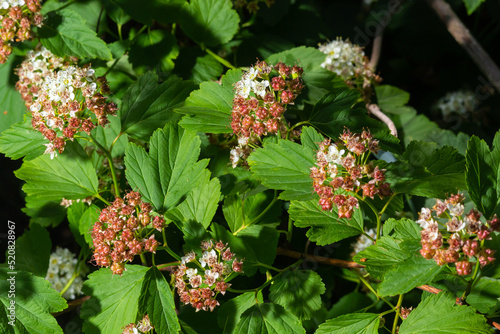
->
[210,223,278,276]
[22,197,67,227]
[383,218,421,240]
[0,56,26,134]
[165,177,221,229]
[301,126,324,152]
[266,46,339,104]
[309,89,400,153]
[399,292,492,333]
[378,254,444,297]
[269,270,326,321]
[129,30,179,75]
[217,291,264,333]
[328,292,374,319]
[0,269,67,334]
[38,9,112,60]
[223,191,281,233]
[463,0,486,14]
[375,85,410,114]
[173,48,224,84]
[110,0,186,25]
[177,69,241,134]
[11,224,51,277]
[465,134,500,219]
[234,303,306,334]
[180,0,239,47]
[315,313,380,334]
[289,199,364,246]
[81,265,149,333]
[67,202,90,248]
[465,277,500,314]
[124,123,209,212]
[15,141,99,201]
[92,114,127,158]
[139,267,180,334]
[0,117,47,160]
[79,204,101,246]
[382,141,466,198]
[247,140,315,201]
[353,236,414,280]
[121,72,196,141]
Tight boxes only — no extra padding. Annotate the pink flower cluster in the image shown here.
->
[230,60,304,167]
[417,193,498,275]
[91,191,165,275]
[0,0,43,63]
[16,45,117,158]
[122,315,153,334]
[174,240,243,312]
[310,129,391,218]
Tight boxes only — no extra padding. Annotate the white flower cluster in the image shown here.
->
[352,228,376,254]
[45,247,84,300]
[0,0,25,9]
[434,90,478,118]
[318,38,366,81]
[234,67,270,98]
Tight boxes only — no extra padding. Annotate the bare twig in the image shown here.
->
[276,248,364,268]
[369,29,383,70]
[427,0,500,94]
[366,103,398,137]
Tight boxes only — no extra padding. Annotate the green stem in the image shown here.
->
[380,192,397,216]
[255,261,281,272]
[60,272,78,297]
[95,193,111,206]
[289,120,312,132]
[392,294,404,334]
[287,216,293,244]
[248,190,278,226]
[358,274,395,308]
[140,253,147,266]
[462,261,481,300]
[162,229,181,261]
[89,133,120,197]
[204,48,236,69]
[117,24,123,41]
[156,261,181,270]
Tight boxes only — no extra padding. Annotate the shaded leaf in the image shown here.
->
[247,140,315,201]
[0,56,26,134]
[289,199,363,246]
[81,265,149,333]
[38,9,112,60]
[315,313,380,334]
[139,267,180,334]
[180,0,239,47]
[11,224,51,277]
[121,72,196,141]
[0,269,66,334]
[234,303,306,334]
[177,69,241,134]
[217,291,263,333]
[0,117,46,160]
[15,141,99,201]
[269,270,325,321]
[399,292,492,333]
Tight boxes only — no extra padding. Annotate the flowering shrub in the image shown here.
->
[1,1,500,334]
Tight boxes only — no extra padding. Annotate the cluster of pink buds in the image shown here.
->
[0,0,43,64]
[16,45,117,159]
[310,129,391,218]
[122,315,153,334]
[174,240,243,312]
[417,193,499,275]
[230,60,304,167]
[91,191,165,275]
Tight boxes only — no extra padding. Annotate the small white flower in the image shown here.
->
[325,144,345,164]
[43,143,57,159]
[252,80,269,98]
